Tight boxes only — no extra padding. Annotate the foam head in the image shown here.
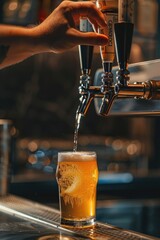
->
[58,151,96,162]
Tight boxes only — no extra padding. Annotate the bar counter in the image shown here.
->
[0,194,159,240]
[0,170,160,239]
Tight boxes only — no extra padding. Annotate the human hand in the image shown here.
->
[35,0,108,53]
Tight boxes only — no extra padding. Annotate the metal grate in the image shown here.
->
[0,195,159,240]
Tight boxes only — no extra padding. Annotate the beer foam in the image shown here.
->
[58,151,96,162]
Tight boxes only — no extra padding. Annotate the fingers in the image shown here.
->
[63,1,106,28]
[70,28,108,46]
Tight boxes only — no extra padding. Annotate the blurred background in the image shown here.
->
[0,0,160,238]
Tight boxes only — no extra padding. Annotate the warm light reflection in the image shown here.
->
[19,0,31,18]
[9,1,18,11]
[38,234,76,240]
[127,143,138,155]
[28,155,37,164]
[21,1,31,12]
[9,126,16,136]
[112,139,123,150]
[28,141,38,152]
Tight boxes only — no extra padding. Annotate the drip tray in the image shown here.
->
[0,195,158,240]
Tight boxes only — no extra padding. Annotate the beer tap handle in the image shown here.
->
[114,22,134,72]
[79,45,93,76]
[78,17,94,76]
[114,0,135,85]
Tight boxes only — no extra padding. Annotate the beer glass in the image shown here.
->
[56,151,98,228]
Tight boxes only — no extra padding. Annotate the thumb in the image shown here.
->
[72,30,108,46]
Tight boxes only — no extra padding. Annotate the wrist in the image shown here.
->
[29,25,52,54]
[25,26,45,55]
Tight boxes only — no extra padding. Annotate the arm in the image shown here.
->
[0,1,108,69]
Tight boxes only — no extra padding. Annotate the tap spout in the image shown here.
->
[99,91,117,116]
[77,92,94,116]
[99,63,117,116]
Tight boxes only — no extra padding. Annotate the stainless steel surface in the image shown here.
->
[0,211,83,240]
[94,59,160,116]
[0,195,159,239]
[79,60,160,116]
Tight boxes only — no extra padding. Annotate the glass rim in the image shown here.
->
[58,151,97,162]
[58,151,96,155]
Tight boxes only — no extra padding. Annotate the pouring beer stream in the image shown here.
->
[74,0,118,151]
[73,17,94,152]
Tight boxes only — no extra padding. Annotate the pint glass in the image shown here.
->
[56,151,98,228]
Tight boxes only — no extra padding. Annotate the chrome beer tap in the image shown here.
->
[78,0,160,117]
[77,17,94,116]
[113,1,160,103]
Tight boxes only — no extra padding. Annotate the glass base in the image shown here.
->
[61,217,95,228]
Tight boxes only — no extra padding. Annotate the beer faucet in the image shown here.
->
[78,0,160,117]
[113,0,160,105]
[97,0,135,115]
[78,1,118,116]
[77,17,94,116]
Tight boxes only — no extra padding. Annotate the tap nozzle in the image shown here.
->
[78,74,93,116]
[77,91,93,116]
[99,62,116,116]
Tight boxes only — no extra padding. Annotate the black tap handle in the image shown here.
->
[79,45,94,75]
[79,18,94,75]
[114,22,134,70]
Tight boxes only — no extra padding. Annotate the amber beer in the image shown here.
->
[56,151,98,227]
